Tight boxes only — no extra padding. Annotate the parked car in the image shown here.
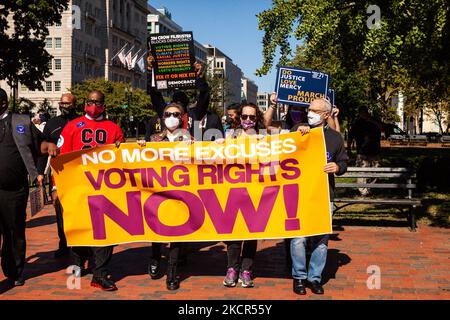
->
[381,123,407,140]
[423,132,442,143]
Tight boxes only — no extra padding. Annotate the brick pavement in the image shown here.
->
[0,205,449,300]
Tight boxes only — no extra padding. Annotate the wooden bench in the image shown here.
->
[441,135,450,147]
[388,134,408,146]
[408,135,428,146]
[334,167,421,231]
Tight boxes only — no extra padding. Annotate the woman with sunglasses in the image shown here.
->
[137,103,192,290]
[219,102,265,288]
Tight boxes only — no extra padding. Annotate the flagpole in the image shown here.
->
[124,44,135,56]
[110,43,127,62]
[137,50,148,61]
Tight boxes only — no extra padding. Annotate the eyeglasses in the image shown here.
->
[86,100,104,106]
[59,102,72,107]
[164,112,181,118]
[241,114,256,121]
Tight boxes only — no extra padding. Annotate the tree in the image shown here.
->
[36,98,53,115]
[0,0,68,108]
[256,0,449,124]
[205,70,232,118]
[9,97,35,115]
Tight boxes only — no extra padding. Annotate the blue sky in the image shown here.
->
[149,0,293,93]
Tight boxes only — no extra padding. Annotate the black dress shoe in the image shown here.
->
[54,247,70,258]
[12,276,25,287]
[166,264,180,290]
[148,259,160,279]
[91,275,118,291]
[293,279,306,295]
[307,280,324,294]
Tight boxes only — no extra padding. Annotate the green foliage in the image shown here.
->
[36,98,53,115]
[0,1,69,91]
[9,97,36,115]
[69,78,154,122]
[205,71,231,118]
[256,0,449,125]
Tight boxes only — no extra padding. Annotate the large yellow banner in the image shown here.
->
[51,128,332,246]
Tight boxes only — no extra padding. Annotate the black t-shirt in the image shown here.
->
[144,115,164,141]
[0,114,28,190]
[349,118,381,156]
[291,124,348,201]
[194,112,224,141]
[43,114,78,144]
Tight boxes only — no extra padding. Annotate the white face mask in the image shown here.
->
[307,111,322,127]
[164,116,180,130]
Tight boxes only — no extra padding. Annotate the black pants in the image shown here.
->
[0,187,28,280]
[54,198,67,249]
[71,246,113,278]
[226,240,257,271]
[151,242,162,260]
[168,243,183,265]
[151,242,187,263]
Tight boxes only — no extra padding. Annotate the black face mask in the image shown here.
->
[60,107,76,117]
[225,116,234,125]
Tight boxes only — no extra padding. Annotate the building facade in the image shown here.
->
[204,44,243,110]
[241,77,258,105]
[0,0,148,114]
[257,92,270,112]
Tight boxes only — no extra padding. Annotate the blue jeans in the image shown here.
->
[290,202,333,283]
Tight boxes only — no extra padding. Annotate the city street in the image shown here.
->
[1,205,448,300]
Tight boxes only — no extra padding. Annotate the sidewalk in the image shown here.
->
[0,205,449,300]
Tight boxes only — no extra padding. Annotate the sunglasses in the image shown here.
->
[86,100,104,106]
[59,102,72,107]
[164,111,181,118]
[241,114,256,121]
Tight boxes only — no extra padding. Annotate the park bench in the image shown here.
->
[388,134,408,146]
[408,134,428,146]
[441,135,450,147]
[334,167,421,232]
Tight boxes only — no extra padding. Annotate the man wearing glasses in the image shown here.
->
[38,93,79,259]
[54,90,124,291]
[290,98,348,295]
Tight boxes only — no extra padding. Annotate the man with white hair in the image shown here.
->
[290,98,348,295]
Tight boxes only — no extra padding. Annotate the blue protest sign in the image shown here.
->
[275,67,329,107]
[327,89,335,106]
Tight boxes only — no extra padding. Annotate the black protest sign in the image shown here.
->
[148,32,196,90]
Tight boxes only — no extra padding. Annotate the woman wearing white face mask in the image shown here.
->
[149,103,191,142]
[137,103,192,291]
